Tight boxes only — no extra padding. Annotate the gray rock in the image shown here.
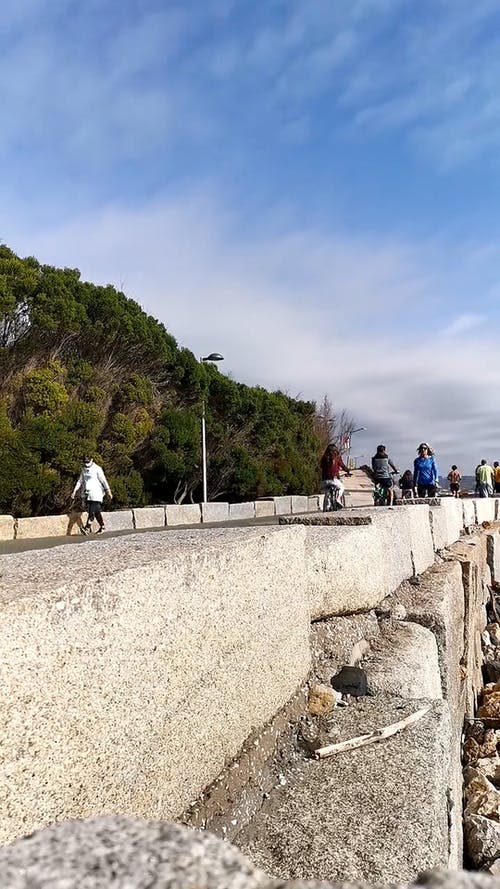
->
[0,818,498,889]
[0,817,268,889]
[464,813,500,868]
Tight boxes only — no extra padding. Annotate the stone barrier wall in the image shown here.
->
[1,495,499,868]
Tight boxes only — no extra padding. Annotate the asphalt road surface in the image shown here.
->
[0,514,279,556]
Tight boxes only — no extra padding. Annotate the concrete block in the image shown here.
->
[100,510,134,532]
[0,525,310,845]
[365,621,442,699]
[305,508,414,618]
[273,496,292,515]
[0,515,15,540]
[439,497,463,546]
[235,699,454,883]
[290,495,309,514]
[16,514,72,539]
[486,530,500,585]
[133,507,165,529]
[307,495,321,512]
[228,502,255,521]
[254,500,275,518]
[201,502,229,523]
[404,504,435,575]
[462,498,476,529]
[164,504,201,526]
[475,498,495,524]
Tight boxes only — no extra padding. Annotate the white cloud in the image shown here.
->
[7,190,500,473]
[441,314,486,337]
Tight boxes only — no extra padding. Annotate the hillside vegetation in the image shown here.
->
[0,245,322,516]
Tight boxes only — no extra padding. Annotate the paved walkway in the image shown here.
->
[0,514,278,556]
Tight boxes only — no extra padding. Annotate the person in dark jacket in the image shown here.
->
[371,444,398,506]
[413,443,439,498]
[320,444,350,511]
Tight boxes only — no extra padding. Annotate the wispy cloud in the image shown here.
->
[441,314,486,337]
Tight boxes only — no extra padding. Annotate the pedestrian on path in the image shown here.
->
[413,443,439,498]
[447,465,461,498]
[477,459,495,498]
[494,461,500,495]
[71,456,113,534]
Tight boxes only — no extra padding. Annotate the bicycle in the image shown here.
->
[322,476,349,512]
[373,472,398,507]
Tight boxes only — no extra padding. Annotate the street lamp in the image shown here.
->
[200,353,224,503]
[345,426,366,468]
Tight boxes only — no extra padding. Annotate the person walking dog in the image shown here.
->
[71,456,113,534]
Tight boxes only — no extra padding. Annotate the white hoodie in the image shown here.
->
[72,461,111,502]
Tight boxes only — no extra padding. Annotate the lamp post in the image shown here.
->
[200,353,224,503]
[345,427,366,469]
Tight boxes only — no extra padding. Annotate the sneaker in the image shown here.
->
[97,526,105,534]
[80,526,91,536]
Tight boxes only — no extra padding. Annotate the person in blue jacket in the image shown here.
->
[413,442,439,498]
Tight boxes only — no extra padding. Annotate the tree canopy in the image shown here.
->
[0,245,326,516]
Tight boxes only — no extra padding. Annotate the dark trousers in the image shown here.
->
[417,485,436,498]
[86,500,104,527]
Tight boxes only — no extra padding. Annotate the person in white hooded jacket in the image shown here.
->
[71,456,113,534]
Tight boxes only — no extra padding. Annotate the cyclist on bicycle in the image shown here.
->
[320,444,351,511]
[371,444,399,506]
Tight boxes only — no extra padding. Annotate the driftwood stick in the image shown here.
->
[314,705,432,760]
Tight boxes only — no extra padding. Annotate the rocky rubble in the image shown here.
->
[463,582,500,872]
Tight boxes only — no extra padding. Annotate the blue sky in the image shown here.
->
[3,0,500,473]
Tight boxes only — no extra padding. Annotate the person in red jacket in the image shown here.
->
[320,444,351,511]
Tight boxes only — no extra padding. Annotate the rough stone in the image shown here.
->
[229,502,256,520]
[0,514,15,540]
[202,502,230,523]
[0,525,310,845]
[0,817,268,889]
[254,500,275,518]
[464,813,500,869]
[165,503,201,526]
[464,770,500,820]
[364,621,442,700]
[0,817,497,889]
[309,612,380,682]
[280,514,371,526]
[235,698,455,883]
[133,506,166,529]
[307,684,336,716]
[16,514,73,539]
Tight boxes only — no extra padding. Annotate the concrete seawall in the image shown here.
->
[1,495,500,882]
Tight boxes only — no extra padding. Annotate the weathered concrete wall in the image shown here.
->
[0,526,310,845]
[0,496,498,870]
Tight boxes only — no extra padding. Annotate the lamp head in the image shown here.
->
[202,353,224,362]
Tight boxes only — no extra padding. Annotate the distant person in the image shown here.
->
[320,444,350,511]
[447,465,461,498]
[71,456,113,534]
[475,463,481,495]
[371,444,398,506]
[413,443,439,498]
[399,469,414,499]
[494,461,500,495]
[477,459,495,498]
